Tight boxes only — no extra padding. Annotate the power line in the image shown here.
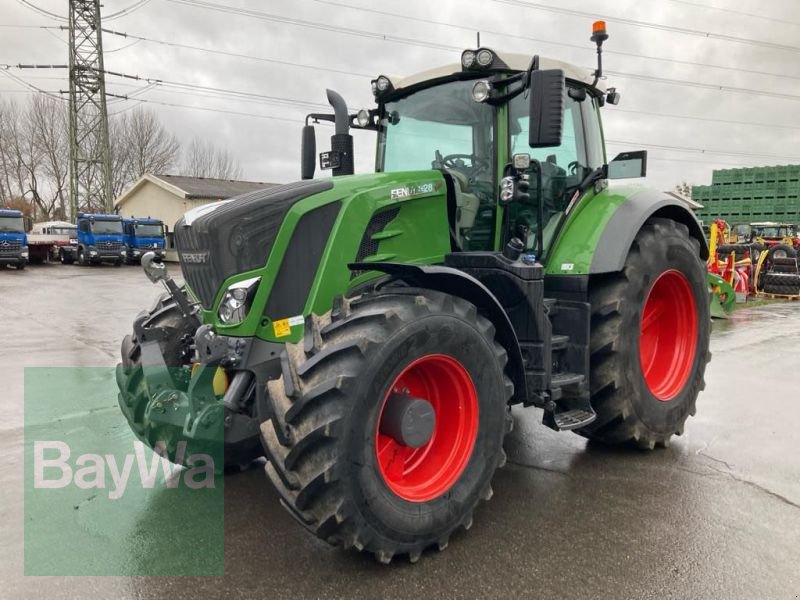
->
[664,0,800,28]
[165,0,800,104]
[99,27,373,78]
[16,0,65,21]
[310,0,800,82]
[606,139,800,161]
[166,0,460,52]
[0,68,65,100]
[104,0,154,21]
[494,0,800,55]
[606,70,800,103]
[611,108,800,133]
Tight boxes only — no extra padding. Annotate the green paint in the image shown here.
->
[545,183,644,275]
[199,171,451,343]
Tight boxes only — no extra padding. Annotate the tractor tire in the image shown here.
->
[17,262,25,270]
[763,272,800,295]
[716,243,749,258]
[260,288,513,563]
[769,244,797,260]
[78,248,88,266]
[577,218,711,449]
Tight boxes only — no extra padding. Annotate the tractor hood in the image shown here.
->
[175,179,335,308]
[174,171,450,319]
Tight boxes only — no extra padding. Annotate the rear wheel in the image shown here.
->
[577,218,711,448]
[260,288,513,563]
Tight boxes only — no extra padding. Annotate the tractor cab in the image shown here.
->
[302,26,645,264]
[751,222,798,248]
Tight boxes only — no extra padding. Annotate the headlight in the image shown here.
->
[89,250,98,256]
[21,247,29,258]
[120,250,126,256]
[476,48,494,67]
[356,109,371,128]
[471,80,491,103]
[461,50,476,68]
[218,276,261,325]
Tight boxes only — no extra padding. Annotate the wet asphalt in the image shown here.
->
[1,263,799,599]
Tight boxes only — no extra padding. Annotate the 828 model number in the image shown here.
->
[390,182,436,200]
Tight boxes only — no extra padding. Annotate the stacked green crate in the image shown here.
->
[692,165,800,224]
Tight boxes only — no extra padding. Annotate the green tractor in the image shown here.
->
[117,23,711,563]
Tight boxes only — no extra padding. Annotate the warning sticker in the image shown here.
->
[272,319,292,338]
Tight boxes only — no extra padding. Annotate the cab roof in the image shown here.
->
[0,209,23,216]
[392,52,605,95]
[77,212,121,220]
[123,217,162,224]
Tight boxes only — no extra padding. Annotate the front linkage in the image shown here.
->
[116,253,271,469]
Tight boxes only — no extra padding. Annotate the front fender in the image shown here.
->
[349,261,527,404]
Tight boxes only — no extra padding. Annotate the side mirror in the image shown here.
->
[607,150,647,179]
[301,125,316,180]
[529,69,565,148]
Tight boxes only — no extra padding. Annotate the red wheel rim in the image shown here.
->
[375,354,479,502]
[639,269,698,401]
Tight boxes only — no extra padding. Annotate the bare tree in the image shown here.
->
[29,95,69,220]
[110,107,180,197]
[0,97,70,220]
[182,137,243,180]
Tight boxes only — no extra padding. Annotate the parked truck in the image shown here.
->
[0,209,28,269]
[28,220,79,264]
[76,212,125,266]
[122,217,166,264]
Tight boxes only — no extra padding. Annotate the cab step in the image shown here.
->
[551,371,584,388]
[552,407,597,431]
[552,334,569,351]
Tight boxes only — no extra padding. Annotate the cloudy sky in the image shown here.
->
[2,0,800,192]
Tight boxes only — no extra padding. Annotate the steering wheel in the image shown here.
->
[567,161,582,177]
[440,153,491,172]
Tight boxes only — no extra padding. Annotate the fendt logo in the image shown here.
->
[181,251,210,264]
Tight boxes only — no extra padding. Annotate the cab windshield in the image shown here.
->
[758,226,794,238]
[135,223,164,237]
[377,79,494,179]
[91,220,123,234]
[0,216,24,233]
[51,227,77,236]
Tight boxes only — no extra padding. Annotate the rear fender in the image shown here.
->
[547,187,709,275]
[349,261,527,403]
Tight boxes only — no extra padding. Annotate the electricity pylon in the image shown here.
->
[67,0,113,215]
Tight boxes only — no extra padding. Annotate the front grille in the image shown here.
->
[97,240,121,253]
[175,179,334,309]
[0,240,21,255]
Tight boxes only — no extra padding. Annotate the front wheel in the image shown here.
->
[577,218,711,449]
[261,288,513,563]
